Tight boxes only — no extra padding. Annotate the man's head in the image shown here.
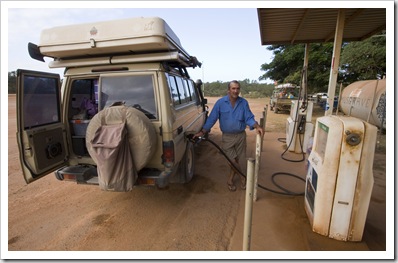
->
[228,80,240,100]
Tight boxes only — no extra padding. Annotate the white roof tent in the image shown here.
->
[28,16,201,69]
[257,8,386,116]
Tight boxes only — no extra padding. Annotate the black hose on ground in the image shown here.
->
[187,134,305,196]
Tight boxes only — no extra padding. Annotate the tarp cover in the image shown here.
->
[89,108,136,191]
[86,105,157,171]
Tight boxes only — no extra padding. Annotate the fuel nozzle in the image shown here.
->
[186,133,202,144]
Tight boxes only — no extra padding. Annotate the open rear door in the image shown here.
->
[16,69,69,184]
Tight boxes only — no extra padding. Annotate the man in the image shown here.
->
[194,80,264,191]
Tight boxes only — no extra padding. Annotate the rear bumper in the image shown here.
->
[55,165,173,188]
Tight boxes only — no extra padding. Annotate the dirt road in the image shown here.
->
[6,95,387,258]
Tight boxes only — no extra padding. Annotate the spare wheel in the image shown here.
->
[86,105,157,171]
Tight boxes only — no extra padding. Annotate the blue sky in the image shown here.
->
[4,3,276,84]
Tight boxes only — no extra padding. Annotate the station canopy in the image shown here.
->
[257,8,386,45]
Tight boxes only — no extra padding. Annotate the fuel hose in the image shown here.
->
[187,134,305,196]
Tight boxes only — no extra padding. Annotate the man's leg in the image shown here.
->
[227,166,236,191]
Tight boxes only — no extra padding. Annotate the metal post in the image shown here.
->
[335,82,343,115]
[253,133,262,202]
[243,158,255,251]
[261,106,267,152]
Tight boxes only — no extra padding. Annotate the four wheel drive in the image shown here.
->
[16,17,208,190]
[269,84,300,113]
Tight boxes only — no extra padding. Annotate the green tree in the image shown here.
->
[259,43,334,93]
[339,33,386,84]
[259,34,386,94]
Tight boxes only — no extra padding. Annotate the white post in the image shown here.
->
[243,158,255,251]
[325,9,345,116]
[253,133,262,202]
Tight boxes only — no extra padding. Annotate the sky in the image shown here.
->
[4,3,276,84]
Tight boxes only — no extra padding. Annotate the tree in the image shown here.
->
[339,33,386,84]
[259,35,386,94]
[259,43,334,93]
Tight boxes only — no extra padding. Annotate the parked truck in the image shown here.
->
[270,83,300,113]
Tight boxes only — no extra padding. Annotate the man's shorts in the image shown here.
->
[222,131,247,162]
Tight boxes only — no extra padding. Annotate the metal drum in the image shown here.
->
[339,79,386,129]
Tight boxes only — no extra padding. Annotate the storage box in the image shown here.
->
[71,120,90,136]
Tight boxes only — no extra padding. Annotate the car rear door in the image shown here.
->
[16,69,69,184]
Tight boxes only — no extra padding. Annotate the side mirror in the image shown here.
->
[195,79,203,88]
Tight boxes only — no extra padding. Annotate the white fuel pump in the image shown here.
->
[304,115,377,241]
[286,100,314,153]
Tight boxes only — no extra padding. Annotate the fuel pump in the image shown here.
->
[285,64,314,154]
[286,100,314,153]
[304,115,377,241]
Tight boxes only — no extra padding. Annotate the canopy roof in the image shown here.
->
[257,8,386,45]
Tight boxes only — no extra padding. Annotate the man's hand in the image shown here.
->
[253,123,264,137]
[193,129,206,139]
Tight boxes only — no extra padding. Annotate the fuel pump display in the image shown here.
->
[304,115,377,242]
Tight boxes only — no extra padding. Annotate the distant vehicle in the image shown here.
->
[270,83,300,113]
[16,17,207,190]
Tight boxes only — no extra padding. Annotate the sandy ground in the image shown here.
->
[6,95,387,259]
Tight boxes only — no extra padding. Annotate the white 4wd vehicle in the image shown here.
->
[16,17,207,189]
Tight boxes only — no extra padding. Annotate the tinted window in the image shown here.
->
[100,75,157,119]
[167,75,180,105]
[185,79,197,103]
[23,75,60,129]
[175,76,189,104]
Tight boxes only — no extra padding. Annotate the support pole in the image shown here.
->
[243,158,255,251]
[325,9,345,116]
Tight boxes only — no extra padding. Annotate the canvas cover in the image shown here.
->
[86,106,157,171]
[89,108,136,191]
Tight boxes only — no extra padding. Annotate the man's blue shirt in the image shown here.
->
[203,95,257,134]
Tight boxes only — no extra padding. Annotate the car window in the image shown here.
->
[185,79,197,102]
[175,76,189,104]
[100,74,157,119]
[167,75,180,106]
[22,75,60,129]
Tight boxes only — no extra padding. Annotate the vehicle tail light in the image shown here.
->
[62,174,77,181]
[162,141,174,168]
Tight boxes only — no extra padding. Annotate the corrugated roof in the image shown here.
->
[257,8,386,45]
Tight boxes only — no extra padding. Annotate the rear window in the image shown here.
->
[22,75,60,129]
[99,74,157,119]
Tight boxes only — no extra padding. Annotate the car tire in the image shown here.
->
[86,105,157,171]
[181,141,195,183]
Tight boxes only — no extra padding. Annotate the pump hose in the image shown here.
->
[188,135,305,196]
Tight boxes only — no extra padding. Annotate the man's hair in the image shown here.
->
[228,80,240,89]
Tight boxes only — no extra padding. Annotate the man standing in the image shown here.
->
[194,80,264,191]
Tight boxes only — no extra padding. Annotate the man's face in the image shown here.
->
[228,82,240,99]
